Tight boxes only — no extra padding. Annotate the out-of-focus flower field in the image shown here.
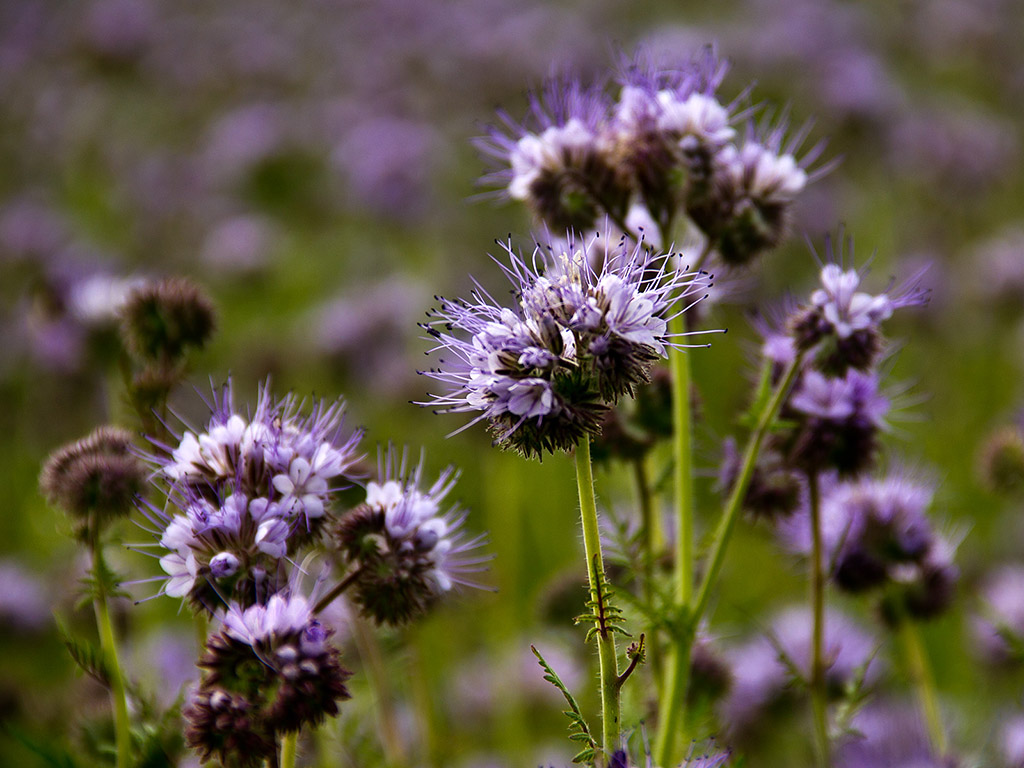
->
[2,0,1024,766]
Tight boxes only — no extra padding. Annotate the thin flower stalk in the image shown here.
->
[807,472,830,768]
[656,351,805,765]
[900,620,947,758]
[280,732,297,768]
[90,537,132,768]
[632,455,663,683]
[575,436,621,755]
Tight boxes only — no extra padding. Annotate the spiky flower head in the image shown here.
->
[335,447,489,625]
[421,232,712,457]
[789,236,929,375]
[690,115,823,266]
[184,593,351,765]
[610,47,732,227]
[140,380,362,611]
[478,80,629,232]
[40,425,146,536]
[777,367,889,476]
[119,276,216,362]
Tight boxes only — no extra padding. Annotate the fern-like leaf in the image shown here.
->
[55,618,111,688]
[531,645,598,766]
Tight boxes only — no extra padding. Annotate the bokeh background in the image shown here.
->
[2,0,1023,766]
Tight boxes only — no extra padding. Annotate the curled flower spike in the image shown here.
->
[477,79,629,232]
[420,231,716,457]
[185,593,351,766]
[790,235,930,374]
[692,114,827,266]
[334,446,490,625]
[136,380,363,611]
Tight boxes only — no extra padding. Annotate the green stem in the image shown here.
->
[690,352,805,625]
[900,620,947,757]
[574,437,620,755]
[654,353,805,764]
[90,539,131,768]
[312,567,362,615]
[807,473,830,768]
[280,732,297,768]
[633,456,663,686]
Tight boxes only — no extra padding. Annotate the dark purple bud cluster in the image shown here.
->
[480,48,823,267]
[120,277,216,364]
[40,425,146,537]
[184,594,351,766]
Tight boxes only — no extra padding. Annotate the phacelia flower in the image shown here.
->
[611,47,732,226]
[790,239,929,374]
[691,116,823,266]
[184,593,351,766]
[421,232,712,457]
[778,367,889,476]
[334,447,489,624]
[140,381,362,611]
[478,80,629,232]
[834,701,955,768]
[973,565,1024,664]
[119,277,216,363]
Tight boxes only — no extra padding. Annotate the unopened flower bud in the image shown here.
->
[209,551,240,578]
[978,426,1024,495]
[40,425,145,534]
[120,276,216,362]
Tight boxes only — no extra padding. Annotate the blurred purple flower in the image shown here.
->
[835,701,953,768]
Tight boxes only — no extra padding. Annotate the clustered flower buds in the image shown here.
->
[480,48,822,267]
[184,594,351,767]
[40,425,146,537]
[335,447,489,624]
[120,277,216,363]
[421,232,712,457]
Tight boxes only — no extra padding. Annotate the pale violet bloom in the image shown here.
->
[811,265,895,340]
[508,119,598,201]
[656,91,735,149]
[222,593,312,646]
[717,142,807,204]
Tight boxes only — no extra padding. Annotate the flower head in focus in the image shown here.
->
[420,231,713,457]
[138,380,362,611]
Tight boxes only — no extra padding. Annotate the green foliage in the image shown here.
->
[530,645,599,766]
[55,616,112,689]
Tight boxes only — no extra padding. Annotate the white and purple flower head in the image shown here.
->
[336,446,490,624]
[420,231,714,457]
[477,78,627,231]
[791,235,930,373]
[137,380,363,612]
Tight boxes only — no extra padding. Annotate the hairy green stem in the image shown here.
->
[900,620,947,757]
[807,472,831,768]
[90,539,131,768]
[574,437,621,755]
[280,732,297,768]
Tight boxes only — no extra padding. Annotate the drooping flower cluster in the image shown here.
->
[780,472,958,623]
[140,381,362,612]
[480,48,823,265]
[335,447,489,624]
[184,593,351,768]
[421,232,712,457]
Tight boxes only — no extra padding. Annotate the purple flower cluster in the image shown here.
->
[335,446,490,624]
[139,380,362,611]
[780,472,958,622]
[421,232,711,456]
[481,48,823,266]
